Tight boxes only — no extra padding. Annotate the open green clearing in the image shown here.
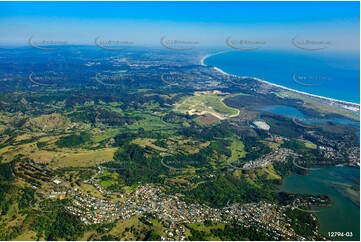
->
[227,137,247,163]
[175,92,240,119]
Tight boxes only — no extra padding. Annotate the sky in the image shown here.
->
[0,1,359,51]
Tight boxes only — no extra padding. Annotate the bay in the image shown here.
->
[280,167,360,241]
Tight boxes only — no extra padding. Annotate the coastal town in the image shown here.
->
[32,182,312,241]
[241,147,298,170]
[20,153,327,241]
[0,2,359,241]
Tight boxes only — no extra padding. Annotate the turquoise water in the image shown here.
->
[205,50,360,103]
[281,167,360,241]
[258,105,360,239]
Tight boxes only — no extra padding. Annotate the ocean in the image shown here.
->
[204,50,360,104]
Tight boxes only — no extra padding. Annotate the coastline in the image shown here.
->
[200,51,360,109]
[280,166,360,241]
[199,50,234,66]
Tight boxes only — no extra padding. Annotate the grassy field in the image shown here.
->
[255,165,282,180]
[175,91,240,120]
[130,136,210,159]
[98,170,121,188]
[194,114,220,126]
[187,222,224,233]
[302,140,317,149]
[131,138,168,152]
[227,137,246,163]
[108,215,164,240]
[186,222,224,240]
[126,111,177,131]
[234,164,281,188]
[53,147,118,167]
[13,230,37,241]
[260,138,284,150]
[91,128,120,143]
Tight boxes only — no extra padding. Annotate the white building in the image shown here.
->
[252,121,270,131]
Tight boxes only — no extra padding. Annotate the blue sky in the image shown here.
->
[0,1,359,51]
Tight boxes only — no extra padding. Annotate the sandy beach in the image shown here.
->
[200,51,360,111]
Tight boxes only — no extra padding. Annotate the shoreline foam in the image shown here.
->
[200,51,360,109]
